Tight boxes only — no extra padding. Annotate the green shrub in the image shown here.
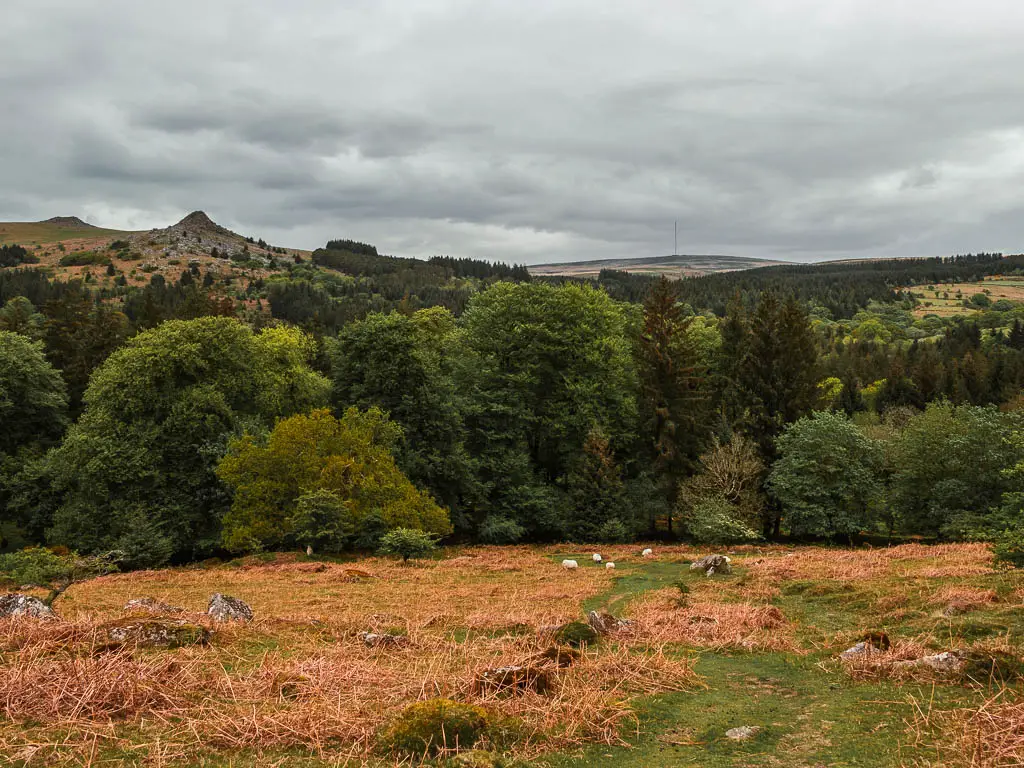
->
[595,518,631,543]
[0,547,119,606]
[379,528,439,562]
[684,496,760,544]
[992,526,1024,569]
[553,621,598,648]
[58,251,110,267]
[378,698,488,757]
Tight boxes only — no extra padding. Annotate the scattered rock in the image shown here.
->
[100,617,210,648]
[0,593,55,619]
[207,593,253,622]
[561,559,578,569]
[473,664,554,695]
[893,650,965,674]
[689,554,732,576]
[587,610,633,635]
[725,725,760,741]
[124,597,183,614]
[840,641,873,659]
[841,631,891,659]
[358,631,409,648]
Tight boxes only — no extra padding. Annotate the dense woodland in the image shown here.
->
[2,239,1024,567]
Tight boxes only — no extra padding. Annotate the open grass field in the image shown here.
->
[909,277,1024,317]
[2,543,1022,767]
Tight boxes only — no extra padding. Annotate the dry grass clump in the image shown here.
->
[907,689,1024,767]
[0,648,206,721]
[927,585,998,614]
[628,591,795,652]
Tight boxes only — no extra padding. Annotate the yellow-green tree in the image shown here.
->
[218,408,451,552]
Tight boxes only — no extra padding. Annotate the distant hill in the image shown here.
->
[528,253,788,278]
[0,218,129,247]
[0,211,306,285]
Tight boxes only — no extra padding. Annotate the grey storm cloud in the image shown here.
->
[5,0,1024,264]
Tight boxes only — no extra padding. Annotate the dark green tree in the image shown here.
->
[635,278,709,534]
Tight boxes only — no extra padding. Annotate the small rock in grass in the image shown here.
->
[587,610,633,635]
[207,593,253,622]
[893,650,965,674]
[0,593,55,619]
[124,597,183,614]
[725,725,760,741]
[690,554,732,576]
[840,641,872,659]
[100,617,210,648]
[359,631,409,648]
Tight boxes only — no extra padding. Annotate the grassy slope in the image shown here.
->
[0,221,129,246]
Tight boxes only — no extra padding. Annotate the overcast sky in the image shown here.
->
[5,1,1024,264]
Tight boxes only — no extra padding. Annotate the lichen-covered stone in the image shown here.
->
[359,631,409,648]
[587,610,633,635]
[99,617,210,648]
[207,593,253,622]
[689,554,732,576]
[0,593,55,619]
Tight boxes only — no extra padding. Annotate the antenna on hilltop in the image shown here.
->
[674,220,678,256]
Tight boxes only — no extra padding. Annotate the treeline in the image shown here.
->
[3,239,1024,566]
[674,253,1023,318]
[3,276,1023,569]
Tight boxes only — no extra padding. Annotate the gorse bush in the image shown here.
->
[378,698,488,757]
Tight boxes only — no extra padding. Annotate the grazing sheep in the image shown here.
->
[561,559,578,569]
[641,548,653,557]
[592,553,602,563]
[605,562,615,570]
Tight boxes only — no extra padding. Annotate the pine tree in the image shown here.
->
[738,292,819,536]
[635,278,709,533]
[1009,319,1024,351]
[565,428,627,542]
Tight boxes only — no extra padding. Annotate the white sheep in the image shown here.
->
[605,562,615,570]
[561,559,578,569]
[641,548,653,558]
[592,553,602,563]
